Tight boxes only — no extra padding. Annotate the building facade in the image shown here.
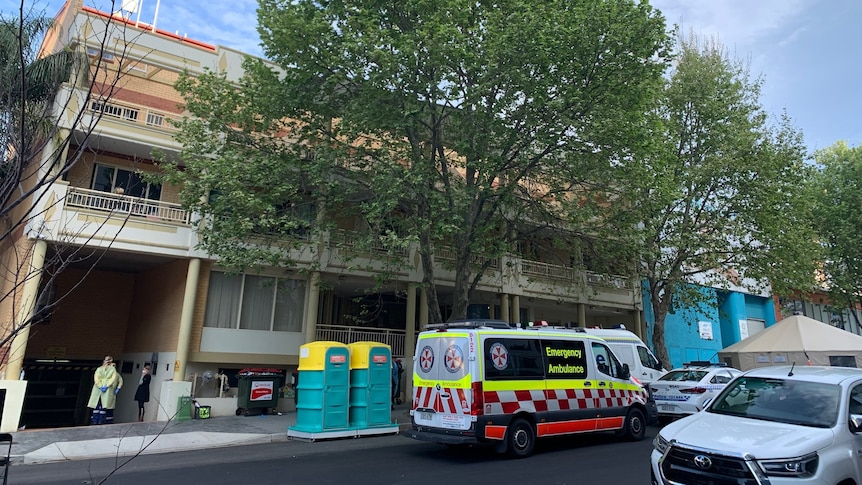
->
[0,2,644,430]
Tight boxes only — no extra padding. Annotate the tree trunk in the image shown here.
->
[648,282,672,369]
[418,230,443,324]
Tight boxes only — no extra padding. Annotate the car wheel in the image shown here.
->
[506,418,535,458]
[622,408,646,441]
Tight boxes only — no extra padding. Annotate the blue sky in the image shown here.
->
[2,0,859,155]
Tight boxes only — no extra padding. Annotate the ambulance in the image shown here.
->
[403,320,654,458]
[578,327,666,385]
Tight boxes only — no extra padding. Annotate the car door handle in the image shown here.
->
[584,381,592,387]
[599,381,607,387]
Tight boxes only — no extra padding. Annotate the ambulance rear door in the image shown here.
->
[412,332,473,432]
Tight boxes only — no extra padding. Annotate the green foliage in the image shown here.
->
[169,0,672,320]
[608,33,820,364]
[810,142,862,313]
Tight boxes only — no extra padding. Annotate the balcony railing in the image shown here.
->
[89,99,177,131]
[586,271,631,289]
[434,245,500,270]
[521,259,575,280]
[331,229,409,256]
[315,324,406,357]
[65,187,191,224]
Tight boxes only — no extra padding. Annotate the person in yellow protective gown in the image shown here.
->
[88,356,120,424]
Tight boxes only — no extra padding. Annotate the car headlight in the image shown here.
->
[757,453,818,478]
[653,433,670,454]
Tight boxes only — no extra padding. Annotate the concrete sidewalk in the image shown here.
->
[8,405,413,465]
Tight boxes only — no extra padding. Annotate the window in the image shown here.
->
[204,271,305,332]
[86,47,115,62]
[592,342,624,378]
[829,356,857,368]
[92,164,161,201]
[637,345,661,370]
[483,338,544,380]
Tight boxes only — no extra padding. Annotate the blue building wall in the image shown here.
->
[643,282,776,369]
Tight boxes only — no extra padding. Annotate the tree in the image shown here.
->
[810,141,862,328]
[168,0,671,323]
[607,33,820,366]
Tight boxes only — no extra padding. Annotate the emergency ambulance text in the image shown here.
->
[545,347,582,359]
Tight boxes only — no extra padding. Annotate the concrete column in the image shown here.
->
[634,310,644,340]
[403,284,417,403]
[173,258,200,381]
[511,295,520,324]
[304,271,321,343]
[419,289,428,331]
[6,240,47,381]
[501,294,510,324]
[578,303,587,328]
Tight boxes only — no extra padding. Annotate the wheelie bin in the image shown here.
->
[236,368,284,416]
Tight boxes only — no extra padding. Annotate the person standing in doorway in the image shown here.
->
[134,364,151,421]
[88,356,120,425]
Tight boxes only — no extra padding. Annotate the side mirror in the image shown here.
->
[621,363,631,380]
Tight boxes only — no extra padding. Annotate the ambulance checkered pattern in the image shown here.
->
[483,387,646,415]
[414,385,471,415]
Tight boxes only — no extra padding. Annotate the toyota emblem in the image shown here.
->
[693,454,713,470]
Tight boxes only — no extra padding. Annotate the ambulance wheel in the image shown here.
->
[506,418,535,458]
[620,408,646,441]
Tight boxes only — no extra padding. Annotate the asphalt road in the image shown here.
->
[10,425,660,485]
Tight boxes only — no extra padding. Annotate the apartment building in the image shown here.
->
[0,1,644,431]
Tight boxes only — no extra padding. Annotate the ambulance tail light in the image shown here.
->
[679,387,708,394]
[471,381,484,416]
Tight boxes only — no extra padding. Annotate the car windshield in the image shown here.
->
[708,376,840,428]
[659,370,708,382]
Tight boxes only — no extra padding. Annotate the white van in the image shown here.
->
[578,327,666,385]
[403,320,655,457]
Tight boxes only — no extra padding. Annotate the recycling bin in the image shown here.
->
[348,342,392,429]
[292,341,350,432]
[176,396,193,422]
[236,368,284,416]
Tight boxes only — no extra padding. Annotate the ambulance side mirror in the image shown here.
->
[620,363,631,380]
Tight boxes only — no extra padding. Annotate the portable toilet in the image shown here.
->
[347,342,392,429]
[291,341,350,432]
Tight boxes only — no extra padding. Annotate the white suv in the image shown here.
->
[651,365,862,484]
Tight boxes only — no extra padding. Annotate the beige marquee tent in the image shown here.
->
[718,315,862,371]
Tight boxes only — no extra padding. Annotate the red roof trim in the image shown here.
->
[81,6,217,52]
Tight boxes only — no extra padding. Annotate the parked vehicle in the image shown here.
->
[403,320,655,458]
[578,327,666,385]
[650,362,742,423]
[651,365,862,485]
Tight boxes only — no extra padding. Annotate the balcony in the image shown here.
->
[29,183,198,258]
[65,187,190,224]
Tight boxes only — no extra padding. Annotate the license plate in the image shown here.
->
[420,411,433,420]
[661,405,674,412]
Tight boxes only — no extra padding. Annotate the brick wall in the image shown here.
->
[124,260,189,352]
[26,268,133,360]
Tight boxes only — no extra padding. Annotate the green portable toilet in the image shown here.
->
[292,341,350,432]
[347,342,392,429]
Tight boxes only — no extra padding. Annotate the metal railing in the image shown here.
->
[434,245,500,270]
[65,187,191,224]
[331,229,409,256]
[521,259,575,280]
[315,324,406,357]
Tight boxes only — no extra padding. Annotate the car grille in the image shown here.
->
[661,445,759,485]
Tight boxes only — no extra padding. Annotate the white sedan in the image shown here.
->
[650,363,742,423]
